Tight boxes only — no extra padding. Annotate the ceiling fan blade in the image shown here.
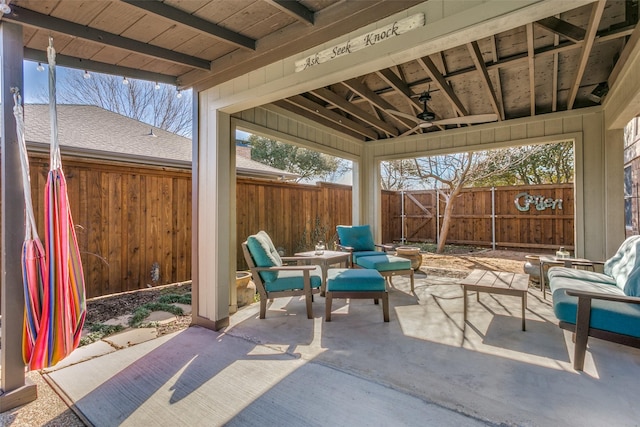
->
[385,109,422,123]
[432,113,498,126]
[400,125,423,137]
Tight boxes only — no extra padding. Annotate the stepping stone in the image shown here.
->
[103,314,132,328]
[145,310,178,325]
[104,328,157,349]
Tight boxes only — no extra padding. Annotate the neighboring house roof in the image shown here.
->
[23,104,298,180]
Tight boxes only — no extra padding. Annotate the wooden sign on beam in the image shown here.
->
[295,13,425,72]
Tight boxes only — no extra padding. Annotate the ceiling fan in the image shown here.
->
[386,91,498,136]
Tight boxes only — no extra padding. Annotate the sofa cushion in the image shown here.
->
[603,235,640,293]
[549,275,623,296]
[327,268,385,292]
[264,266,322,292]
[247,230,282,283]
[337,225,375,251]
[357,255,411,272]
[553,288,640,338]
[547,267,617,285]
[623,267,640,297]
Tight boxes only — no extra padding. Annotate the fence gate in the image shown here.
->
[401,190,437,243]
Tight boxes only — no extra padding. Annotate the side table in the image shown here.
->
[294,250,351,295]
[460,269,530,331]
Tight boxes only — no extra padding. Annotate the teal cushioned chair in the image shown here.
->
[336,225,415,292]
[548,235,640,370]
[243,231,322,319]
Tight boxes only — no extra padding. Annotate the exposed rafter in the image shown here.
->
[342,78,416,131]
[489,35,505,120]
[272,100,365,141]
[283,95,378,140]
[121,0,256,50]
[4,5,211,70]
[567,0,607,109]
[376,68,444,130]
[467,41,501,120]
[526,23,536,116]
[416,56,468,117]
[263,0,315,25]
[376,68,422,110]
[552,16,560,112]
[311,88,399,137]
[535,16,586,43]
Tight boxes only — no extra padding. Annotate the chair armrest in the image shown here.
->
[564,289,640,304]
[337,244,354,253]
[281,256,321,262]
[375,243,395,252]
[253,265,317,272]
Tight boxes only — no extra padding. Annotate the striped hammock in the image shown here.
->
[18,37,87,370]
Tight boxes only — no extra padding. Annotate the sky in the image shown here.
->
[23,60,52,103]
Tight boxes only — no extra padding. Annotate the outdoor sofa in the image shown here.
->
[548,235,640,370]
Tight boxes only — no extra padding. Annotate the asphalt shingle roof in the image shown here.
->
[23,104,298,179]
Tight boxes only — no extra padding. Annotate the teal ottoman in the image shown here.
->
[356,254,415,292]
[325,268,389,322]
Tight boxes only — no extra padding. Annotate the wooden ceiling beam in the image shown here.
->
[186,0,424,89]
[467,41,502,120]
[552,16,560,112]
[535,16,586,43]
[376,68,444,130]
[376,68,422,110]
[121,0,256,50]
[416,56,468,117]
[526,23,536,116]
[284,95,378,140]
[263,0,315,26]
[311,87,399,136]
[567,0,607,109]
[273,101,365,141]
[335,24,632,112]
[3,5,211,70]
[342,78,416,131]
[489,35,505,120]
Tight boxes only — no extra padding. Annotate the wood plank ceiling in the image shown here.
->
[2,0,638,142]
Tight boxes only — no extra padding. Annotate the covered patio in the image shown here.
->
[40,274,640,425]
[2,0,640,421]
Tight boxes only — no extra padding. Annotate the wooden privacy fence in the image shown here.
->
[22,154,192,299]
[3,156,351,298]
[381,184,574,250]
[3,154,572,299]
[236,179,352,270]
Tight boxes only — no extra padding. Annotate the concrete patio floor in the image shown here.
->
[43,272,640,426]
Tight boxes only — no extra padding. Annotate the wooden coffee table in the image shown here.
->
[461,269,530,331]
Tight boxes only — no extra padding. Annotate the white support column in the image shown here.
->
[353,145,382,241]
[0,21,37,412]
[192,94,234,330]
[604,128,625,257]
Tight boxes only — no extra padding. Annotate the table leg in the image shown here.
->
[463,286,468,326]
[522,291,527,331]
[320,262,328,297]
[539,261,546,300]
